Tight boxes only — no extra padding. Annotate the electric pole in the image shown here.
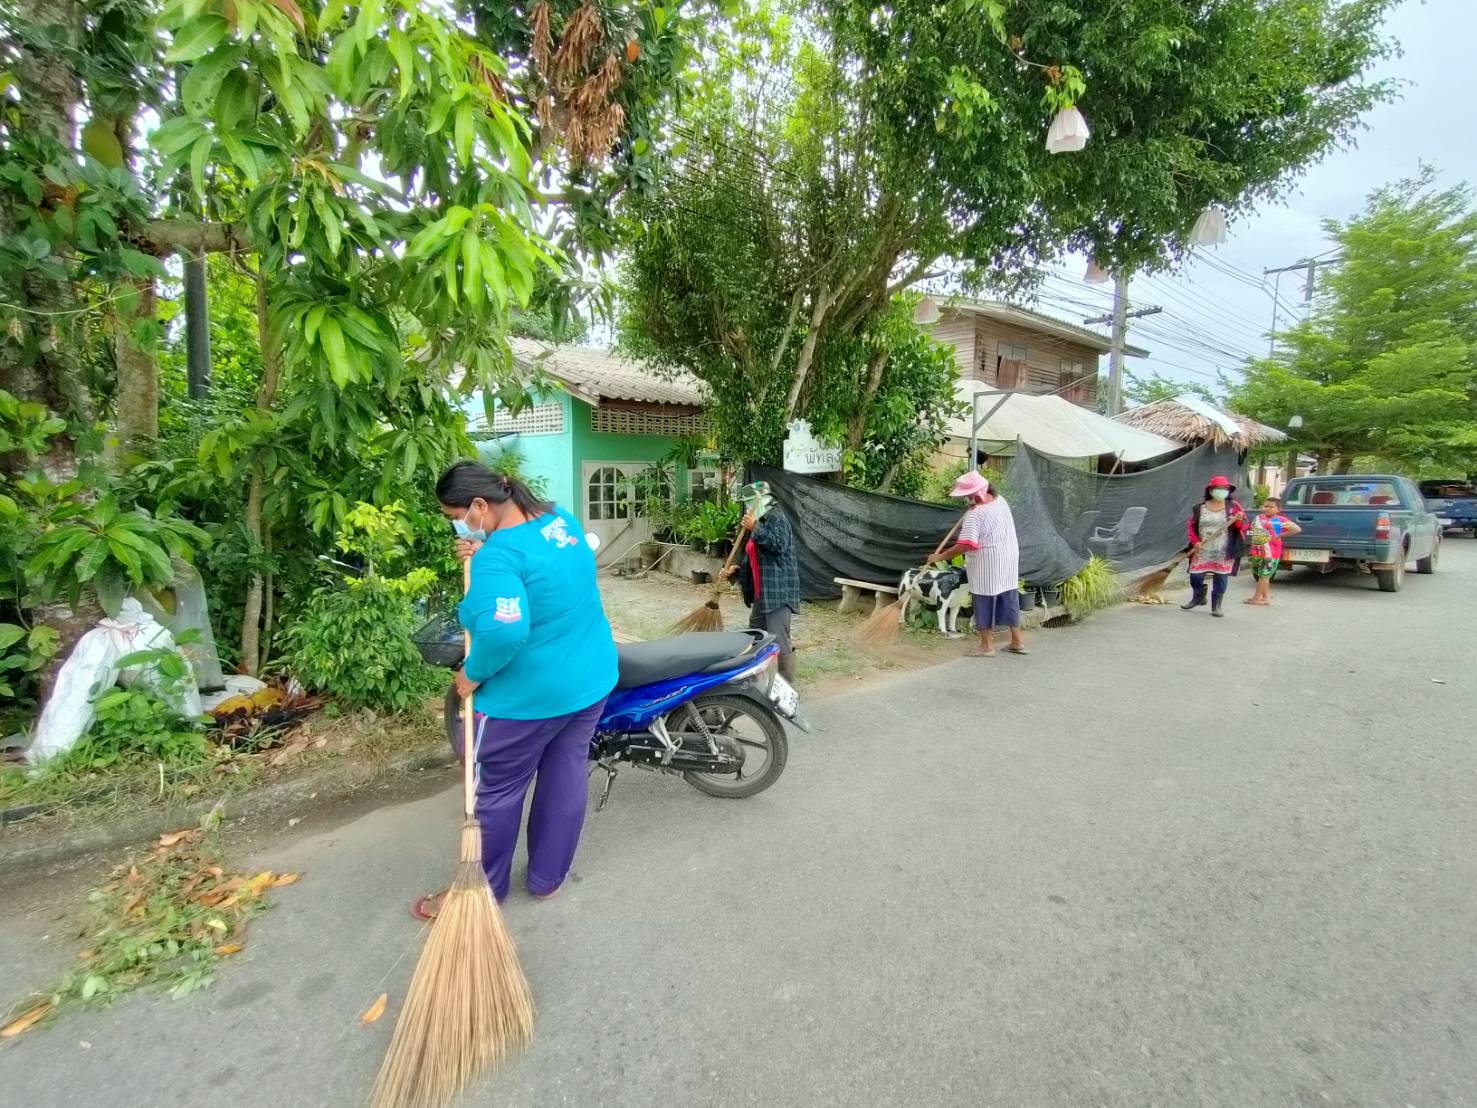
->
[1083,274,1162,416]
[1263,256,1336,357]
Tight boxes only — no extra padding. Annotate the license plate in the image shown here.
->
[1286,548,1332,564]
[769,675,799,718]
[1439,518,1454,526]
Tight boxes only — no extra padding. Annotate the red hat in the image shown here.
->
[1207,475,1234,489]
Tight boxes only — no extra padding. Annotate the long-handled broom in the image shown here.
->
[371,558,534,1108]
[1129,514,1238,598]
[669,527,746,634]
[853,518,964,648]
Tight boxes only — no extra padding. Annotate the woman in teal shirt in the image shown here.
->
[434,460,617,904]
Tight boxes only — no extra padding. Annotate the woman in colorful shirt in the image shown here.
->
[932,470,1027,657]
[1181,474,1248,618]
[1245,495,1301,606]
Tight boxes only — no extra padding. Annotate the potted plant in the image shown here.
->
[682,501,742,557]
[1018,579,1037,611]
[1057,556,1121,619]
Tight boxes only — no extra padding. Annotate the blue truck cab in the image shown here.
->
[1419,479,1477,537]
[1279,475,1441,593]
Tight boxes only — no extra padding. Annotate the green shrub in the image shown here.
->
[681,500,742,547]
[1058,555,1121,618]
[68,688,209,770]
[919,457,1012,504]
[283,579,444,712]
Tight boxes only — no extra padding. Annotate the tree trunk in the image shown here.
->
[0,0,88,470]
[1334,457,1353,474]
[784,285,839,421]
[113,278,160,451]
[183,251,212,399]
[239,269,283,675]
[845,349,890,453]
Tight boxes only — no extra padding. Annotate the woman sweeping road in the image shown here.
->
[932,470,1027,658]
[1181,474,1248,618]
[420,460,618,913]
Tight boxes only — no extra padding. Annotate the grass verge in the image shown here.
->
[0,705,444,829]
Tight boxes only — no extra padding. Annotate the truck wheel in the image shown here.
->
[1416,542,1439,575]
[1376,558,1405,593]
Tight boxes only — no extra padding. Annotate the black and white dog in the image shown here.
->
[897,566,971,638]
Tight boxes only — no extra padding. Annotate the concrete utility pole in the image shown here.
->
[1083,274,1161,416]
[1263,257,1336,357]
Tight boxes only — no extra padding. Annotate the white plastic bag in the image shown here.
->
[28,599,203,764]
[133,560,225,690]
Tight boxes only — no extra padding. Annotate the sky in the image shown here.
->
[1032,0,1477,397]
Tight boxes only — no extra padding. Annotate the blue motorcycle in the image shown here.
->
[428,628,808,806]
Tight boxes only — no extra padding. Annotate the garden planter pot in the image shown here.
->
[1019,589,1037,612]
[1038,586,1060,608]
[691,570,712,585]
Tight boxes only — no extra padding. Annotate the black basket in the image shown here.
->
[413,614,465,669]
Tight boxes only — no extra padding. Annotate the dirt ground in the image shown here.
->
[597,568,966,700]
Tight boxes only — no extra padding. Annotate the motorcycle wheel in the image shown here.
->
[674,693,788,800]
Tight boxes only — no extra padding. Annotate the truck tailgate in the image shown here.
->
[1285,507,1374,546]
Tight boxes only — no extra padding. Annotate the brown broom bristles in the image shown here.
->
[669,526,746,635]
[669,594,724,634]
[370,823,535,1108]
[1129,550,1190,597]
[853,597,906,647]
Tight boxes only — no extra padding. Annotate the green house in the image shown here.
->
[467,338,717,564]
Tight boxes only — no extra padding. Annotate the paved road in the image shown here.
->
[4,546,1476,1107]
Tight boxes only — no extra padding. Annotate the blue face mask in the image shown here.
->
[452,504,489,541]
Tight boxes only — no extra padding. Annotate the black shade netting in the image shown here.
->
[1005,443,1252,574]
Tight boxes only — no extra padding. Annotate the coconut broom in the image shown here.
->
[370,558,534,1108]
[853,518,964,648]
[1128,550,1191,598]
[669,527,746,634]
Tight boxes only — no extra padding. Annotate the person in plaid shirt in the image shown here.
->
[723,481,800,681]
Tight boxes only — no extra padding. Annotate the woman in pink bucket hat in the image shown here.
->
[932,470,1028,657]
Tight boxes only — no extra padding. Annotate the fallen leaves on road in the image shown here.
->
[361,993,388,1026]
[0,835,297,1035]
[0,1001,51,1038]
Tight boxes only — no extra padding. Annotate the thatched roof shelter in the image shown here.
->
[1115,395,1287,450]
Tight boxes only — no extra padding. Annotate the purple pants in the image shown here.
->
[450,699,607,900]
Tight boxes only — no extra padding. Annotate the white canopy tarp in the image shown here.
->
[947,383,1182,462]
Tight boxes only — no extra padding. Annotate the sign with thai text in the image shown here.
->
[782,419,842,475]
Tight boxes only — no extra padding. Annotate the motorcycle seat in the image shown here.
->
[614,630,772,690]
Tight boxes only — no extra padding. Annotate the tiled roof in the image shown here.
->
[509,337,706,406]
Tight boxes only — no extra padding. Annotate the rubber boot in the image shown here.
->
[1210,594,1225,618]
[1180,588,1206,611]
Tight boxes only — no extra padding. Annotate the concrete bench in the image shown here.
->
[834,577,900,615]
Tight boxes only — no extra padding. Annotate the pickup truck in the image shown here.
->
[1278,475,1441,593]
[1419,479,1477,536]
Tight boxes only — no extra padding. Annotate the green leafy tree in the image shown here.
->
[621,0,1395,466]
[1,0,712,688]
[1231,170,1477,473]
[1123,372,1221,408]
